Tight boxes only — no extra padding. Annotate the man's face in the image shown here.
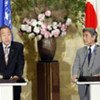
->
[0,28,12,46]
[83,31,95,46]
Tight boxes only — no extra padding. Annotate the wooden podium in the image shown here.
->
[77,76,100,100]
[37,61,60,100]
[0,79,27,100]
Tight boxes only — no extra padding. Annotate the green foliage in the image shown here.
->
[11,0,86,27]
[11,0,35,27]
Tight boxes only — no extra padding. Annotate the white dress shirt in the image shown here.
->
[2,43,11,64]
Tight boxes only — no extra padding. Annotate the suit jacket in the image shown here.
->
[0,41,24,79]
[72,44,100,76]
[72,44,100,99]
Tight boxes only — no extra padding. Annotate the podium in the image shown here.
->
[37,61,60,100]
[77,76,100,100]
[0,79,27,100]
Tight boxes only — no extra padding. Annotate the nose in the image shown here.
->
[83,36,87,42]
[83,35,87,39]
[5,36,8,39]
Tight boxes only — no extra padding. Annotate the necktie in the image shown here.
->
[88,47,92,65]
[4,47,9,64]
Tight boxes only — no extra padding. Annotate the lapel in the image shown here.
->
[84,46,88,55]
[82,46,88,65]
[7,42,15,66]
[0,43,5,64]
[83,46,88,61]
[79,46,88,76]
[88,45,97,68]
[0,43,4,56]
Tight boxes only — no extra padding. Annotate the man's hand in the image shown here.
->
[10,75,20,81]
[71,75,78,83]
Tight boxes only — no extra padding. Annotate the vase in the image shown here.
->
[37,38,56,61]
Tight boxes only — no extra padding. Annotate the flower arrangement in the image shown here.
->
[20,10,72,40]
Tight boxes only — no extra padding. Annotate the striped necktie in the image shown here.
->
[4,47,9,64]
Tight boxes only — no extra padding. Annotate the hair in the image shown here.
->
[0,25,12,35]
[0,25,11,31]
[83,28,98,42]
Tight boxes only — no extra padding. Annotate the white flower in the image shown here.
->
[51,29,60,37]
[52,22,58,29]
[21,10,72,39]
[21,24,26,31]
[45,10,51,17]
[38,13,45,21]
[25,25,32,33]
[30,19,38,26]
[37,21,42,25]
[52,22,57,26]
[66,18,72,26]
[33,26,40,34]
[47,25,52,31]
[28,33,35,39]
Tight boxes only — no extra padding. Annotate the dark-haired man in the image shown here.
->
[0,26,24,100]
[72,28,100,100]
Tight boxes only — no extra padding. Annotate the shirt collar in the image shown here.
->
[87,44,96,53]
[2,42,11,48]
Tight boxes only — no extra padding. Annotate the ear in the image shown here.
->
[92,35,96,41]
[0,32,1,37]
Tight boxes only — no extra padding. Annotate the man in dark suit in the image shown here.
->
[0,25,24,100]
[72,28,100,100]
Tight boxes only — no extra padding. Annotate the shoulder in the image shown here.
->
[77,46,87,53]
[11,41,24,49]
[95,43,100,52]
[96,43,100,48]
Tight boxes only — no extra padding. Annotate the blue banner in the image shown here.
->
[0,0,12,29]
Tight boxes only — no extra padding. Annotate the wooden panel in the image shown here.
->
[37,61,60,100]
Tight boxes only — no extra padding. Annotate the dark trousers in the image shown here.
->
[13,86,21,100]
[78,84,90,100]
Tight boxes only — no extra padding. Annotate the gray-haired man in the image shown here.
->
[72,28,100,100]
